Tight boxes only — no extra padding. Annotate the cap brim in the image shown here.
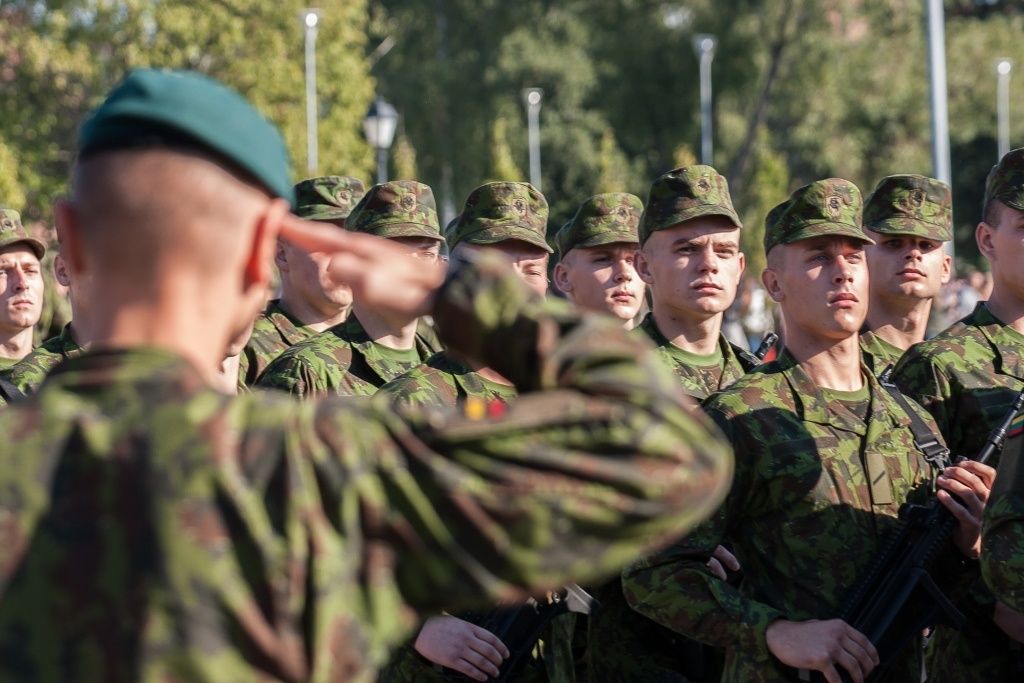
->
[296,207,352,221]
[785,222,875,246]
[564,230,639,253]
[370,222,443,240]
[865,218,951,242]
[642,205,741,244]
[461,225,553,253]
[0,237,46,260]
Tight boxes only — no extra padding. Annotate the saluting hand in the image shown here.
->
[413,615,510,681]
[936,459,995,559]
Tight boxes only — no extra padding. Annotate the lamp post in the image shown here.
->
[302,9,320,174]
[998,59,1013,160]
[692,34,716,166]
[924,0,953,261]
[523,88,543,191]
[363,97,399,184]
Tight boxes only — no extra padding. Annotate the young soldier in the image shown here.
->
[860,175,952,375]
[0,209,45,370]
[623,179,993,683]
[552,193,645,329]
[0,69,733,682]
[257,180,444,398]
[894,149,1024,681]
[237,175,365,384]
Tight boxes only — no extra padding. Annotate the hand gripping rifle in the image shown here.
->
[447,584,597,682]
[829,387,1024,682]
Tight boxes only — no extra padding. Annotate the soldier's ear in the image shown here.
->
[552,261,573,294]
[976,222,997,263]
[634,247,655,286]
[53,254,71,288]
[762,267,784,303]
[275,240,289,271]
[940,252,953,286]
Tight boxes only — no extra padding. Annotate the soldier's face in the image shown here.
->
[554,243,644,325]
[978,204,1024,300]
[636,219,744,320]
[764,236,868,342]
[280,242,354,315]
[0,245,44,335]
[459,241,550,296]
[864,232,951,303]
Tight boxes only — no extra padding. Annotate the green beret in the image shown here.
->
[78,69,295,205]
[985,147,1024,213]
[764,178,873,254]
[346,181,442,240]
[863,174,952,241]
[294,176,366,222]
[0,209,46,259]
[555,193,642,256]
[448,182,552,253]
[639,165,741,245]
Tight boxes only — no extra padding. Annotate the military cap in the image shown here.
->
[0,209,46,259]
[78,69,294,205]
[985,147,1024,212]
[764,178,873,254]
[448,182,552,253]
[293,176,366,222]
[863,175,952,241]
[639,165,741,245]
[555,193,643,256]
[346,181,442,240]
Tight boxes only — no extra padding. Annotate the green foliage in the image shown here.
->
[392,132,419,181]
[0,137,26,210]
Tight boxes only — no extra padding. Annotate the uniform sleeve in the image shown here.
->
[892,348,955,444]
[256,352,329,399]
[308,253,735,613]
[982,434,1024,613]
[620,404,783,664]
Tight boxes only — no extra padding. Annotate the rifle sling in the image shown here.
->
[878,365,950,469]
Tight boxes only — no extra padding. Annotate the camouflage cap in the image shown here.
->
[555,193,642,256]
[639,165,741,245]
[984,147,1024,212]
[346,180,442,240]
[448,182,552,253]
[863,174,952,241]
[293,176,366,222]
[0,209,46,259]
[764,178,873,254]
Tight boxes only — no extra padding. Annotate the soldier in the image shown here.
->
[0,68,734,683]
[894,149,1024,681]
[256,180,444,398]
[623,179,993,683]
[859,175,952,375]
[378,181,551,411]
[981,410,1024,616]
[237,175,365,384]
[552,193,645,329]
[0,208,46,370]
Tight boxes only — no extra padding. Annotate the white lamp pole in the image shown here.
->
[998,59,1013,160]
[302,9,320,174]
[523,88,543,191]
[692,34,716,166]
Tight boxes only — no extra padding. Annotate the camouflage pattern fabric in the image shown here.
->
[347,180,443,241]
[984,146,1024,211]
[893,302,1024,681]
[763,178,872,254]
[379,351,517,412]
[622,349,951,682]
[293,175,366,222]
[3,323,83,396]
[0,254,733,683]
[447,182,552,253]
[237,299,321,386]
[981,410,1024,613]
[554,193,642,257]
[0,208,46,258]
[862,174,952,241]
[256,315,441,398]
[0,358,16,372]
[859,329,905,378]
[639,166,741,245]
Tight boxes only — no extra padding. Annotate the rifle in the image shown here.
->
[447,584,597,682]
[826,388,1024,682]
[753,332,779,362]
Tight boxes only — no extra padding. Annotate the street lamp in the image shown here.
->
[522,88,543,191]
[997,59,1013,159]
[924,0,953,261]
[692,34,716,166]
[363,97,399,183]
[302,9,320,174]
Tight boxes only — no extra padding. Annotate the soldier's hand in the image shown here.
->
[707,544,740,580]
[765,619,878,683]
[936,460,995,559]
[993,601,1024,643]
[413,615,510,681]
[279,215,445,318]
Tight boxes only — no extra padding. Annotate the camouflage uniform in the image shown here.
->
[621,180,968,682]
[553,192,642,258]
[380,351,517,412]
[981,409,1024,613]
[0,68,735,683]
[0,209,46,375]
[256,181,445,398]
[858,329,904,377]
[238,176,366,385]
[3,323,83,395]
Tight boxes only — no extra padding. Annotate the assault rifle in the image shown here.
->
[447,584,597,682]
[753,332,779,362]
[829,388,1024,682]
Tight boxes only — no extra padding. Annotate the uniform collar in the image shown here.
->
[973,303,1024,381]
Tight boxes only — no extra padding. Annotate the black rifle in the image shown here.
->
[753,332,779,362]
[446,584,597,682]
[827,389,1024,682]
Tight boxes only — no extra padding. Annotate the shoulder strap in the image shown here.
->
[878,365,950,468]
[0,375,25,404]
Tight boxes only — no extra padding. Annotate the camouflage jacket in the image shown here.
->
[256,315,441,398]
[859,329,905,378]
[622,349,947,682]
[0,255,733,683]
[982,411,1024,615]
[637,313,756,400]
[237,299,321,386]
[893,302,1024,681]
[379,351,518,412]
[4,323,83,395]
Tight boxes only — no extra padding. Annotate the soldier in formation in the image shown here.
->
[0,209,45,372]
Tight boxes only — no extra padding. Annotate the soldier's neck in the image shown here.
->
[650,302,722,356]
[279,289,348,333]
[0,326,34,361]
[985,288,1024,335]
[864,294,933,351]
[787,329,864,392]
[351,304,419,350]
